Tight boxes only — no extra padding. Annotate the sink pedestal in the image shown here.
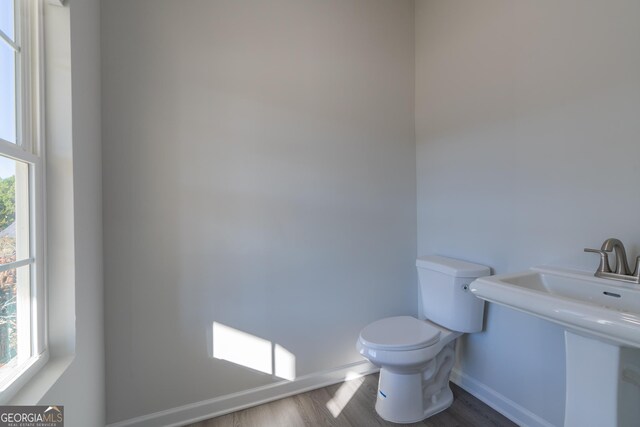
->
[564,331,640,427]
[470,266,640,427]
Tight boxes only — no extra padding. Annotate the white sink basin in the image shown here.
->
[470,266,640,427]
[470,266,640,348]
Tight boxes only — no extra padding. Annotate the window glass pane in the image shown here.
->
[0,266,17,366]
[0,42,16,144]
[0,0,14,41]
[0,265,29,372]
[0,156,29,265]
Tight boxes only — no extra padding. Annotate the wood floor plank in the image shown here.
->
[260,395,307,426]
[187,374,517,427]
[230,402,274,427]
[328,376,389,427]
[195,412,235,427]
[447,384,515,427]
[291,391,325,427]
[303,385,352,427]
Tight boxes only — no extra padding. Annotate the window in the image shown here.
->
[0,0,46,401]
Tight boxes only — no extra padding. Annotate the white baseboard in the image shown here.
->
[107,361,378,427]
[450,368,556,427]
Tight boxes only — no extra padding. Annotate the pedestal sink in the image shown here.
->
[470,266,640,427]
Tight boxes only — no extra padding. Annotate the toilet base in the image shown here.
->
[374,341,456,424]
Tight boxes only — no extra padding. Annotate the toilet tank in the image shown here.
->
[417,255,490,333]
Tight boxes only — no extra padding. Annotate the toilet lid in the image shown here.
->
[359,316,441,351]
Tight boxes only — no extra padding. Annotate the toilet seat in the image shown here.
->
[359,316,441,351]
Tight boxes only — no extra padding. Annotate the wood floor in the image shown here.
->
[188,374,517,427]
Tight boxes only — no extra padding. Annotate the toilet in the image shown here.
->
[356,255,490,424]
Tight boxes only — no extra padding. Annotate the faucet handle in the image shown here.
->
[633,255,640,279]
[584,248,612,273]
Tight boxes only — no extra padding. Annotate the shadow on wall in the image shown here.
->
[211,322,296,381]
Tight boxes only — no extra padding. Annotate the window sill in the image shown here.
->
[7,351,74,405]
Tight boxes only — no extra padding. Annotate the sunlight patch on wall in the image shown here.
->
[274,344,296,381]
[212,322,272,375]
[212,322,296,381]
[325,372,365,417]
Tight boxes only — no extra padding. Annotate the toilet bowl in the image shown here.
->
[357,316,461,423]
[357,256,490,424]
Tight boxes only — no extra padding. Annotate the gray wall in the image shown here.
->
[102,0,416,423]
[416,0,640,425]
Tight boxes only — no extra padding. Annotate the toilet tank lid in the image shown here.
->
[416,255,490,278]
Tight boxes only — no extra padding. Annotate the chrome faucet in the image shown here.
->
[601,238,630,275]
[584,238,640,284]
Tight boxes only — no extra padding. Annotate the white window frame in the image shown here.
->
[0,0,47,403]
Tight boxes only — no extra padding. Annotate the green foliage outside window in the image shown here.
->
[0,175,16,365]
[0,176,15,232]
